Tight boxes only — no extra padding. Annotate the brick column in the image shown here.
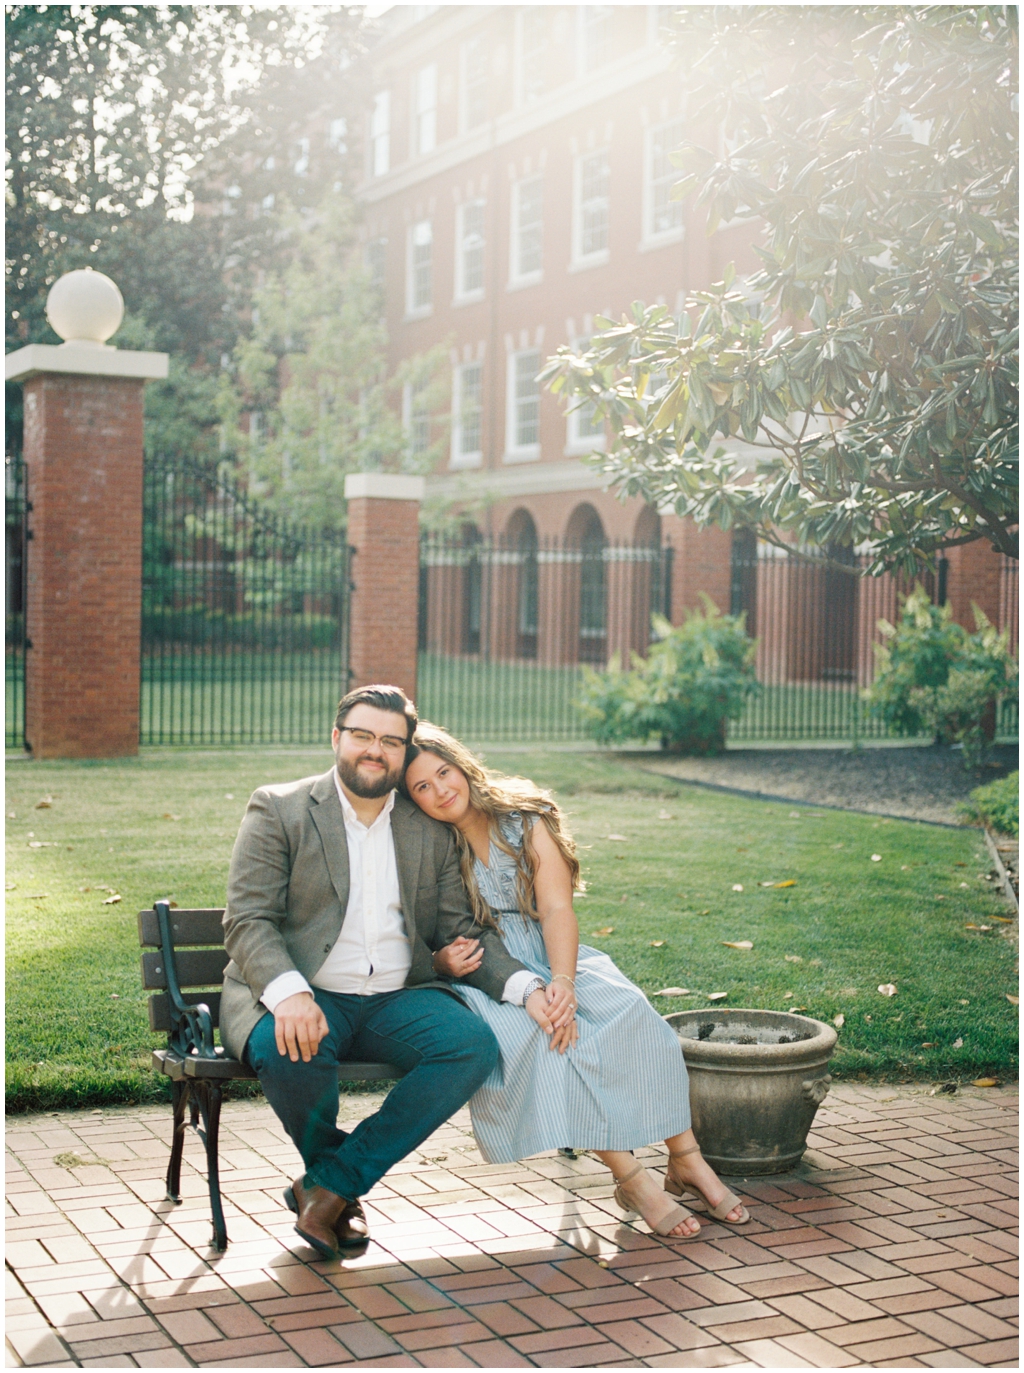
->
[7,340,168,758]
[344,473,425,698]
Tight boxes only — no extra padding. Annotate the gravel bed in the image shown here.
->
[638,742,1017,826]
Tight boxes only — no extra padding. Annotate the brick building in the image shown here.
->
[356,4,1013,684]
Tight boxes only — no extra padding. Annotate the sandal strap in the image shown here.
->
[668,1144,703,1160]
[613,1161,646,1187]
[708,1189,745,1221]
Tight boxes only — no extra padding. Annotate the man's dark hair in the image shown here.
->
[334,685,418,742]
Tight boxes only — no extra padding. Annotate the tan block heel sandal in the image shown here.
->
[665,1143,750,1224]
[613,1160,699,1238]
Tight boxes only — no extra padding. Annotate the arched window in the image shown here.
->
[462,523,483,654]
[507,509,538,659]
[567,504,606,664]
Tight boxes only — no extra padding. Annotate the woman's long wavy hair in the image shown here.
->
[403,723,581,930]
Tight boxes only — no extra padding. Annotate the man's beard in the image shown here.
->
[336,753,404,799]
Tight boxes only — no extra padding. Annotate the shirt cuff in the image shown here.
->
[261,970,314,1012]
[502,969,542,1005]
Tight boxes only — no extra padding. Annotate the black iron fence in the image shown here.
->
[140,454,350,744]
[418,530,1019,745]
[417,529,671,740]
[5,452,27,749]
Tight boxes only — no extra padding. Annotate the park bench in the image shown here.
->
[139,900,402,1250]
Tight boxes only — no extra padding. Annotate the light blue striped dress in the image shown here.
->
[453,813,692,1163]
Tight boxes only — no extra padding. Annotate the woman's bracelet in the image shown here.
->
[551,974,576,990]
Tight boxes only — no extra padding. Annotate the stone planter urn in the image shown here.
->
[665,1008,838,1176]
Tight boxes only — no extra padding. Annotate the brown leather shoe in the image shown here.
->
[284,1176,347,1259]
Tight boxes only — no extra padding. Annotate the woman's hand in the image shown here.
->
[525,986,577,1053]
[432,936,483,978]
[545,979,576,1029]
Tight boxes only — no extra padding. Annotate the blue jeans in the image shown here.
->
[244,986,499,1200]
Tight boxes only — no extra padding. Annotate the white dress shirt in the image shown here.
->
[261,773,538,1012]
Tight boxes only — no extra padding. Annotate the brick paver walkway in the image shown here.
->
[6,1083,1017,1369]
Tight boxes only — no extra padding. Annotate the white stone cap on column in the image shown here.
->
[344,472,425,502]
[5,342,169,382]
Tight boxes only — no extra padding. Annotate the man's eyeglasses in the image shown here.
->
[339,726,408,753]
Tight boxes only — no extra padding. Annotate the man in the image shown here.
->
[221,684,554,1258]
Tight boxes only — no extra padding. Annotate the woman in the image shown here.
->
[403,724,748,1240]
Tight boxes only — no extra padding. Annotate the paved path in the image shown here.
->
[6,1083,1017,1369]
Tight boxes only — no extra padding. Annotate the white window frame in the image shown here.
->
[370,91,390,177]
[509,175,543,288]
[405,219,433,318]
[454,200,486,304]
[413,64,437,156]
[504,349,541,463]
[459,34,489,133]
[402,382,431,459]
[515,7,548,106]
[450,362,484,469]
[565,338,607,455]
[571,149,610,270]
[579,5,614,76]
[643,117,686,246]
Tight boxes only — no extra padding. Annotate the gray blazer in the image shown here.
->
[219,768,527,1059]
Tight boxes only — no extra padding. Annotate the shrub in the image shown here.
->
[864,587,1017,768]
[958,771,1019,837]
[576,598,758,754]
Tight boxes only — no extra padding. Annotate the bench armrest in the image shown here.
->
[155,901,221,1061]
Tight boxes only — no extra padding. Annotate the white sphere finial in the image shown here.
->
[46,269,124,347]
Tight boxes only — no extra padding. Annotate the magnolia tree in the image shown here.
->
[543,6,1018,575]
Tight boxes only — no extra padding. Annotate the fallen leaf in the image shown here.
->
[649,940,666,948]
[657,810,673,820]
[722,940,753,950]
[654,987,690,997]
[783,992,794,999]
[731,883,744,892]
[35,798,52,809]
[791,1006,807,1012]
[784,954,803,963]
[590,927,615,936]
[972,1078,1000,1088]
[959,998,970,1005]
[864,1014,872,1021]
[773,880,797,888]
[901,864,910,870]
[953,1037,964,1048]
[698,909,711,916]
[833,1014,845,1028]
[224,793,235,799]
[921,1042,936,1048]
[935,895,946,901]
[1006,994,1019,1006]
[871,854,882,862]
[707,992,728,1002]
[102,894,122,905]
[619,894,628,903]
[990,915,1013,923]
[877,983,898,997]
[607,834,628,842]
[788,811,801,818]
[964,924,992,931]
[959,882,969,889]
[110,993,119,1000]
[760,880,778,887]
[28,893,49,900]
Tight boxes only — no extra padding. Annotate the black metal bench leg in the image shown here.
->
[166,1079,190,1203]
[199,1081,229,1252]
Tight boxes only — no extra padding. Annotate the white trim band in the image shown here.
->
[344,472,426,502]
[5,342,169,382]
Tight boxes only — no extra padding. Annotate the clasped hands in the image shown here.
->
[433,936,578,1053]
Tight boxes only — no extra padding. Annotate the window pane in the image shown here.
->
[520,10,548,102]
[458,363,482,454]
[649,118,685,236]
[415,65,437,154]
[578,151,609,257]
[515,176,543,277]
[463,35,489,129]
[460,201,485,294]
[411,221,432,309]
[514,351,540,447]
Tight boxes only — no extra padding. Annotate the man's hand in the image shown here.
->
[432,936,484,978]
[274,992,329,1063]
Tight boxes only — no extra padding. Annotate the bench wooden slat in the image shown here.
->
[138,909,226,947]
[148,990,222,1033]
[153,1048,400,1083]
[141,948,230,991]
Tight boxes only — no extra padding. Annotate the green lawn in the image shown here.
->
[6,744,1017,1110]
